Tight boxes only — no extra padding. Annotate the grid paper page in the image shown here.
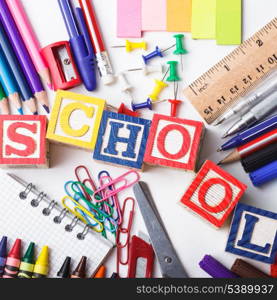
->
[0,172,113,278]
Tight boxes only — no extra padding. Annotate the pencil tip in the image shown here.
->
[217,148,222,152]
[43,105,50,114]
[217,162,222,166]
[222,133,229,139]
[33,112,38,115]
[18,108,24,115]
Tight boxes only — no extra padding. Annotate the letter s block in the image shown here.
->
[226,203,277,264]
[180,160,247,228]
[144,114,205,171]
[47,90,105,150]
[93,111,151,170]
[0,115,48,168]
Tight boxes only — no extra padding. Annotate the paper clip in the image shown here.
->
[94,171,140,203]
[75,165,98,201]
[62,196,104,233]
[116,197,135,277]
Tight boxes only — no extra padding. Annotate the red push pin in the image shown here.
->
[168,99,182,117]
[118,103,140,118]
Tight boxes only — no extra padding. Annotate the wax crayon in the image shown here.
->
[110,272,119,278]
[32,246,49,278]
[18,242,35,278]
[3,239,21,278]
[0,236,7,277]
[92,265,106,278]
[57,257,71,278]
[71,256,87,278]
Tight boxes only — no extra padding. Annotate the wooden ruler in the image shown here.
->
[184,18,277,124]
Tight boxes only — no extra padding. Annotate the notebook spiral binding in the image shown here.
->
[16,178,93,242]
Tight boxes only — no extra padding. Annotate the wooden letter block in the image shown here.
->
[0,115,48,168]
[93,111,151,170]
[180,160,247,228]
[47,90,105,150]
[144,114,205,171]
[226,203,277,264]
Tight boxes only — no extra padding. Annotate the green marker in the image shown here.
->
[167,61,181,82]
[0,82,9,115]
[17,242,35,278]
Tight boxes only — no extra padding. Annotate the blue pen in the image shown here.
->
[0,47,23,115]
[58,0,97,91]
[218,114,277,151]
[250,160,277,186]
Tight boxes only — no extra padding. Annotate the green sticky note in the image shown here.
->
[191,0,216,39]
[216,0,242,45]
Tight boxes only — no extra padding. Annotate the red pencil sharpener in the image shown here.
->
[41,41,81,91]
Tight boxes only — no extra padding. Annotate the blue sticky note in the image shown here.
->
[226,203,277,264]
[93,111,151,169]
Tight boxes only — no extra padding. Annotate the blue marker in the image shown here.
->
[0,236,7,277]
[218,114,277,151]
[250,160,277,187]
[58,0,97,91]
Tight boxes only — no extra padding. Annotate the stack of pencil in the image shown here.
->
[0,0,50,115]
[218,115,277,186]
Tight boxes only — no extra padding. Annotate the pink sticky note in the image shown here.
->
[141,0,167,31]
[117,0,142,38]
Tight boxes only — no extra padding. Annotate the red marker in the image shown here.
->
[3,239,21,278]
[78,0,116,85]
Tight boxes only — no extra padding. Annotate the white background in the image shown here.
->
[10,0,277,277]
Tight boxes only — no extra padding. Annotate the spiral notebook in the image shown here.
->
[0,172,114,277]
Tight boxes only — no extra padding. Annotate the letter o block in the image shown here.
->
[0,115,48,168]
[144,114,205,171]
[47,90,106,150]
[180,160,247,228]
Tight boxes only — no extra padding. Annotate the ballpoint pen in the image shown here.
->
[224,91,277,137]
[0,0,49,113]
[58,0,97,91]
[0,81,10,115]
[0,25,37,115]
[215,68,277,125]
[0,47,22,114]
[218,114,277,151]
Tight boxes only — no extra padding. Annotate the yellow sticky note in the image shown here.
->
[167,0,192,32]
[216,0,242,45]
[47,90,106,151]
[191,0,216,39]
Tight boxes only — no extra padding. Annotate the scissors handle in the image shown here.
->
[133,182,188,278]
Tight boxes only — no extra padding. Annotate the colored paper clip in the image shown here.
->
[41,41,81,90]
[62,196,104,233]
[94,170,140,203]
[75,165,97,193]
[116,198,135,277]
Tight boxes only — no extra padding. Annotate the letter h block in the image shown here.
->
[180,160,247,228]
[47,90,106,150]
[144,114,205,171]
[93,111,151,170]
[0,115,48,168]
[226,203,277,264]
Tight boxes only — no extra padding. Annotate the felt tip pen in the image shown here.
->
[224,92,277,137]
[215,69,277,125]
[58,0,97,91]
[218,114,277,151]
[250,160,277,186]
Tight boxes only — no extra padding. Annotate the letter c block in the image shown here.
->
[180,160,247,228]
[47,90,105,150]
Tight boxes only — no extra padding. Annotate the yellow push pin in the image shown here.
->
[112,40,147,52]
[148,69,169,102]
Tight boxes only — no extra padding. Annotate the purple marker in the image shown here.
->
[0,0,49,113]
[0,236,8,278]
[199,255,239,278]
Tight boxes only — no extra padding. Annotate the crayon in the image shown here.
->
[18,242,35,278]
[71,256,87,278]
[110,272,119,278]
[32,246,49,278]
[0,236,7,277]
[3,239,21,278]
[57,257,71,278]
[92,265,106,278]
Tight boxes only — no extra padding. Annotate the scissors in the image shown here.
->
[133,182,189,278]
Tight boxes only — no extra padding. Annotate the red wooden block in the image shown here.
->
[144,114,205,171]
[0,115,48,168]
[180,160,247,228]
[271,257,277,278]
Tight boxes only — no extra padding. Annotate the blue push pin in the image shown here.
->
[142,44,175,65]
[132,98,153,111]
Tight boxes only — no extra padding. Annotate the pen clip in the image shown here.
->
[75,7,94,56]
